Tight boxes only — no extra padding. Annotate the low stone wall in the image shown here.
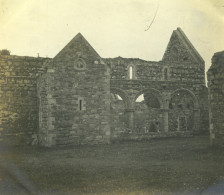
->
[111,131,193,142]
[207,51,224,147]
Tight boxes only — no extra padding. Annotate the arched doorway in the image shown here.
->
[134,89,163,134]
[169,89,198,132]
[110,88,130,138]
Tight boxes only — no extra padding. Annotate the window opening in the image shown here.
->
[77,61,84,68]
[129,66,133,79]
[136,94,144,102]
[79,99,82,111]
[116,94,122,100]
[164,68,168,80]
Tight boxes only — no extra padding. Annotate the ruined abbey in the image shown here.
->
[0,27,211,147]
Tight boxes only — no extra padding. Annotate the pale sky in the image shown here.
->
[0,0,224,74]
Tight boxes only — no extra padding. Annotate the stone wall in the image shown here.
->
[105,58,205,84]
[110,96,128,139]
[168,90,195,132]
[198,86,209,134]
[134,102,162,133]
[37,33,111,146]
[106,27,208,137]
[36,73,52,146]
[0,54,49,145]
[110,79,207,132]
[207,51,224,147]
[38,60,110,146]
[0,28,209,146]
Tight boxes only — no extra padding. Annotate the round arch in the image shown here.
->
[169,88,199,132]
[170,88,199,109]
[110,87,131,109]
[134,88,164,109]
[127,63,136,80]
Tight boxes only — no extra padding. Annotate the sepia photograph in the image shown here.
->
[0,0,224,194]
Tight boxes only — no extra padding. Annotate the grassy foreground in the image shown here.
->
[0,136,224,194]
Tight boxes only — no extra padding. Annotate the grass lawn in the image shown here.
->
[0,135,224,194]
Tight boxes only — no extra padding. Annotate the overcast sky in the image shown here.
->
[0,0,224,73]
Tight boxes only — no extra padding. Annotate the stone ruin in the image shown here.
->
[207,51,224,147]
[0,27,209,147]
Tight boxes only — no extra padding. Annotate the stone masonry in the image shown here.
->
[207,51,224,147]
[107,28,208,141]
[0,54,49,145]
[37,33,111,146]
[0,27,209,146]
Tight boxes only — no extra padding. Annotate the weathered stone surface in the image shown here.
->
[0,27,209,146]
[0,55,49,145]
[37,33,110,146]
[207,51,224,147]
[107,28,208,139]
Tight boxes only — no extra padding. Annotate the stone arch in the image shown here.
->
[133,88,164,133]
[169,88,199,132]
[110,87,131,109]
[169,46,180,61]
[134,88,164,109]
[170,88,199,109]
[75,58,86,69]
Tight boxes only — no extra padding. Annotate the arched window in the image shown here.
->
[163,67,169,80]
[128,65,135,80]
[129,66,133,79]
[164,68,168,80]
[74,58,86,70]
[170,46,179,61]
[135,92,160,108]
[168,89,197,131]
[79,99,83,111]
[171,46,179,55]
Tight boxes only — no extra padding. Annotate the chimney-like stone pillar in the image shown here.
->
[207,51,224,147]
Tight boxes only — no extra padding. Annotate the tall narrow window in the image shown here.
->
[129,66,133,79]
[78,97,86,111]
[129,66,134,79]
[127,65,136,80]
[79,99,82,111]
[164,68,168,80]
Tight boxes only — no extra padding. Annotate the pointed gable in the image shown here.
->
[54,33,101,63]
[162,27,204,65]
